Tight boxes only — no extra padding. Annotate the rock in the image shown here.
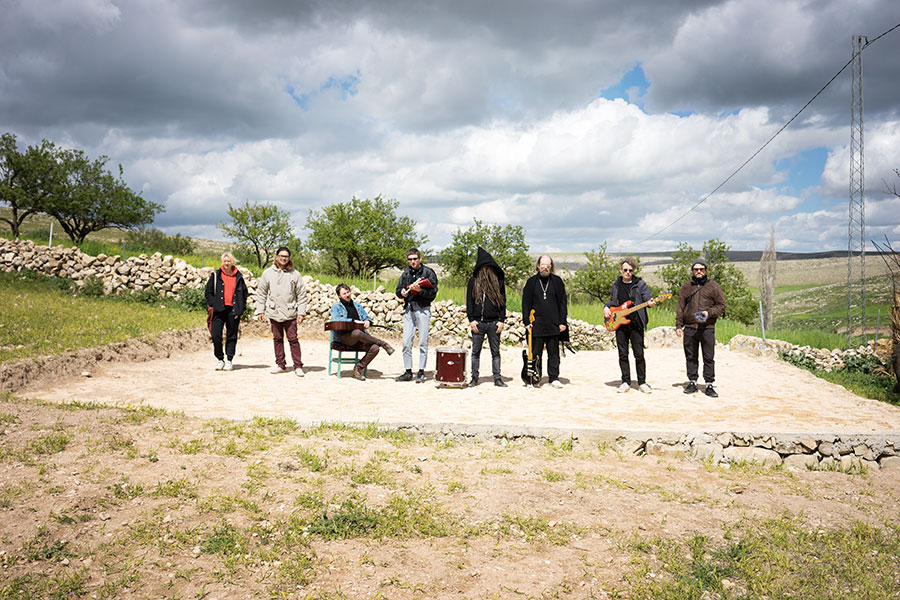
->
[818,441,834,457]
[879,456,900,470]
[692,442,724,463]
[723,446,782,466]
[80,371,92,378]
[783,454,819,470]
[800,437,817,452]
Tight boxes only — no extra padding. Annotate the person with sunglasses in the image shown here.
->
[604,257,655,394]
[675,258,726,397]
[394,247,439,383]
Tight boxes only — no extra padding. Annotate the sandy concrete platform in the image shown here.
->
[21,336,900,437]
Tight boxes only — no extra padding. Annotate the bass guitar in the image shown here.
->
[520,309,541,386]
[604,293,672,332]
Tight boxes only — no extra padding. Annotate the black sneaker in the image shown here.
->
[705,384,718,398]
[395,371,413,382]
[415,370,426,384]
[494,379,507,388]
[468,376,479,387]
[684,381,698,394]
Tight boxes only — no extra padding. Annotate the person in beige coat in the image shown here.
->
[255,247,307,376]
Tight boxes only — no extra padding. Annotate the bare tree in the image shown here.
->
[757,225,776,331]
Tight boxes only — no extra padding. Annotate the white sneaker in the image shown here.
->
[639,383,652,394]
[271,366,291,374]
[550,380,563,389]
[294,368,305,377]
[215,360,225,371]
[223,360,233,371]
[617,381,631,393]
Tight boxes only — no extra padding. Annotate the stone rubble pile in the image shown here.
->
[729,333,891,373]
[0,238,615,349]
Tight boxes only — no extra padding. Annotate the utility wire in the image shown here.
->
[639,21,900,244]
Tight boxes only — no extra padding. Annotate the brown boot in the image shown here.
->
[352,365,366,381]
[382,341,395,355]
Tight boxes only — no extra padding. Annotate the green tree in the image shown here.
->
[305,195,425,277]
[438,218,531,286]
[218,200,295,268]
[659,238,755,325]
[568,243,637,302]
[44,149,162,244]
[0,133,58,238]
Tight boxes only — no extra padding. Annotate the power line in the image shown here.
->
[638,21,900,244]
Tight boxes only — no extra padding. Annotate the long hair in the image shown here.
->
[473,265,504,309]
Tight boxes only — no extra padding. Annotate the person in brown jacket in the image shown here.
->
[675,258,726,397]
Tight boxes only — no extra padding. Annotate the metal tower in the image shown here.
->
[847,34,867,347]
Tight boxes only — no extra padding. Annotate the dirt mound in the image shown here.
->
[1,327,213,394]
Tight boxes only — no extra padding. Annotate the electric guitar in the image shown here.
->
[604,293,672,332]
[521,309,541,385]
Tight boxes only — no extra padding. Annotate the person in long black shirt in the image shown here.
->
[521,255,568,388]
[465,247,507,387]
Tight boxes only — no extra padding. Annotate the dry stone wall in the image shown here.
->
[0,238,615,349]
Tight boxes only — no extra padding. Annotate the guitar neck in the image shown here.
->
[618,299,655,317]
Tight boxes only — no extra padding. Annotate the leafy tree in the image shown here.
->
[659,238,755,325]
[568,243,639,302]
[218,200,295,268]
[0,133,58,238]
[126,226,195,255]
[305,195,425,277]
[438,218,531,286]
[44,149,162,244]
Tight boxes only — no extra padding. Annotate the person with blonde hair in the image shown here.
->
[204,252,248,371]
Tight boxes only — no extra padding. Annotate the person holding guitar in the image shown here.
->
[604,258,655,394]
[329,283,394,381]
[522,255,568,388]
[394,248,439,383]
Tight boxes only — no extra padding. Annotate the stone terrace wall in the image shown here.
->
[0,238,615,349]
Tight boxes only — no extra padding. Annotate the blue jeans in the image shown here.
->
[471,321,502,380]
[402,305,431,371]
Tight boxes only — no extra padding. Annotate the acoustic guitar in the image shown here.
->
[520,309,541,386]
[604,293,672,332]
[404,277,434,297]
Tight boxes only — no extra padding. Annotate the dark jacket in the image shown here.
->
[204,268,249,316]
[675,278,726,329]
[522,273,568,337]
[465,247,507,323]
[395,263,439,309]
[605,276,652,329]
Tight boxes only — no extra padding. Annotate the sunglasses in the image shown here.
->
[407,257,420,262]
[622,268,633,273]
[693,267,706,272]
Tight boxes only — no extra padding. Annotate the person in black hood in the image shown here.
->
[465,247,508,387]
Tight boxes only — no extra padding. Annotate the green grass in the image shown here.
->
[0,270,201,363]
[803,369,900,406]
[624,517,900,600]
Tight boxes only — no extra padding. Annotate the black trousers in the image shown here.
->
[471,321,502,380]
[533,334,561,383]
[615,324,645,385]
[683,327,716,383]
[211,307,240,361]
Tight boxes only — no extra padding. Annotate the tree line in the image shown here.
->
[1,131,757,325]
[0,133,162,243]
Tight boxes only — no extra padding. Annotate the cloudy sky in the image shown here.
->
[2,0,899,253]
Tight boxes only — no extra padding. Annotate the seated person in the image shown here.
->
[330,283,395,380]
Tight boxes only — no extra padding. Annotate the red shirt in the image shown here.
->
[221,267,237,307]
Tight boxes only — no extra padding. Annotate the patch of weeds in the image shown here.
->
[108,477,145,500]
[199,493,261,515]
[119,403,169,424]
[50,511,77,525]
[201,522,248,556]
[596,440,614,455]
[243,461,270,495]
[807,459,870,476]
[350,457,394,486]
[20,525,72,561]
[543,469,567,482]
[305,489,450,540]
[179,438,204,454]
[251,415,299,437]
[410,464,423,474]
[296,446,328,472]
[0,568,89,599]
[0,411,19,425]
[150,477,199,499]
[296,490,325,511]
[543,436,575,457]
[26,431,69,456]
[623,516,900,600]
[303,421,413,445]
[0,479,35,508]
[480,465,513,476]
[447,478,466,493]
[497,514,584,546]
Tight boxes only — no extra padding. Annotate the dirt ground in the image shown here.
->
[4,328,900,598]
[21,328,900,435]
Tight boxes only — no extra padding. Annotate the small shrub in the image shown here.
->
[174,285,207,312]
[78,276,104,297]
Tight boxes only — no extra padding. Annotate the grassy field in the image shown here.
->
[1,396,898,599]
[0,270,200,363]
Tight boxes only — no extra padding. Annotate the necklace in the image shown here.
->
[539,277,549,300]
